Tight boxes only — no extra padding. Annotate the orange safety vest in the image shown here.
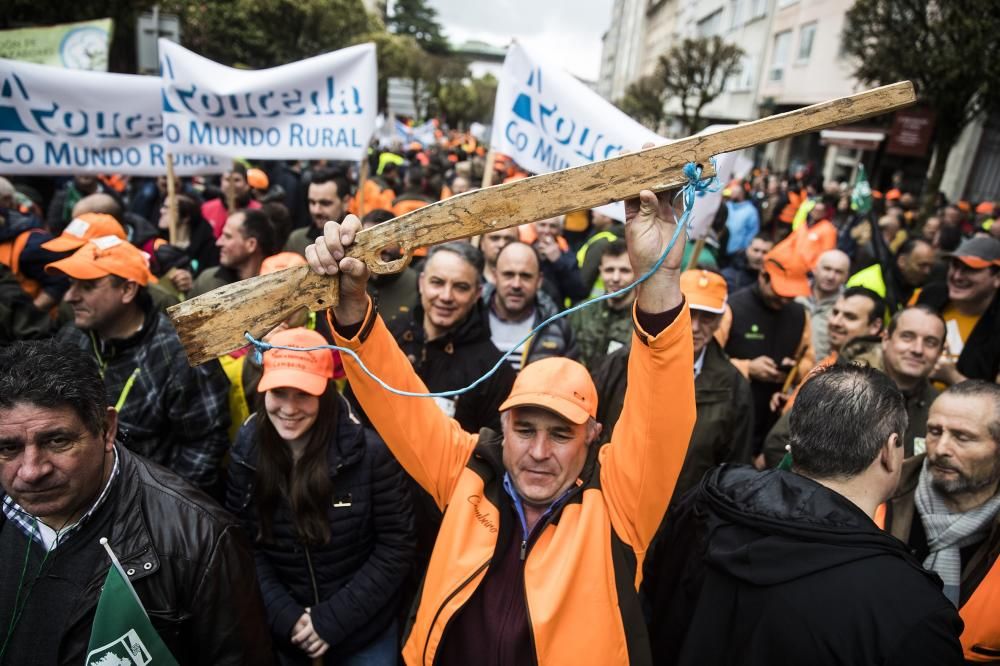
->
[0,229,43,298]
[874,504,1000,661]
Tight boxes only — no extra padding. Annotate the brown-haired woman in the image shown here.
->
[226,327,414,665]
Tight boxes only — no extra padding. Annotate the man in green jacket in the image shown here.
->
[570,240,636,372]
[593,268,753,500]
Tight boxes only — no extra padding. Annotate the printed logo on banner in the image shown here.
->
[491,42,661,178]
[507,67,624,170]
[0,58,220,175]
[490,42,662,220]
[158,40,377,161]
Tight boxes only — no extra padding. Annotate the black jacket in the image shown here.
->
[539,248,589,307]
[917,282,1000,382]
[0,445,273,665]
[226,397,415,659]
[720,252,758,294]
[387,299,516,433]
[643,465,964,666]
[725,283,807,448]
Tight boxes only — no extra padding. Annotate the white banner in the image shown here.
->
[159,40,377,161]
[490,41,662,220]
[0,58,222,175]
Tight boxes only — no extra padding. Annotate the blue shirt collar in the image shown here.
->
[502,471,579,539]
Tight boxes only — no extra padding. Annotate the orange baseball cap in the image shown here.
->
[499,357,597,425]
[46,236,156,285]
[681,269,728,314]
[260,251,307,275]
[257,328,334,397]
[762,256,810,298]
[975,201,995,215]
[41,213,126,252]
[247,168,269,190]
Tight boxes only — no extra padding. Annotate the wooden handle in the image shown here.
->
[168,265,341,365]
[170,81,915,365]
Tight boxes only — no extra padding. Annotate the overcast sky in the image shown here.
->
[427,0,615,81]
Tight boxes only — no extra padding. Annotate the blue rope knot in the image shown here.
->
[244,160,719,399]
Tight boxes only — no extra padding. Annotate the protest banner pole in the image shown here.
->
[357,151,369,218]
[475,147,496,247]
[684,237,705,270]
[166,153,179,245]
[227,160,237,213]
[481,148,496,188]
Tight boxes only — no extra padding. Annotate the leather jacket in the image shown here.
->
[0,445,274,665]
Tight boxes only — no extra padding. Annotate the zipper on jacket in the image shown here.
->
[423,558,490,665]
[303,545,321,607]
[518,482,584,562]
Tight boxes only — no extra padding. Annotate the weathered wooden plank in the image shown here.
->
[169,81,915,365]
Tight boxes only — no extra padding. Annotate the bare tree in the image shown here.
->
[615,75,668,131]
[657,36,744,134]
[843,0,1000,219]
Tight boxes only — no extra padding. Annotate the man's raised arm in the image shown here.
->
[600,187,697,555]
[305,217,478,509]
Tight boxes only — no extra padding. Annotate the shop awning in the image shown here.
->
[819,129,886,151]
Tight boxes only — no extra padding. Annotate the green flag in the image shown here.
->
[850,164,873,215]
[85,541,178,666]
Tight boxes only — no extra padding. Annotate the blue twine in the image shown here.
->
[245,161,718,398]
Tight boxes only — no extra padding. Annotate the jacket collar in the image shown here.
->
[406,299,493,349]
[88,296,158,360]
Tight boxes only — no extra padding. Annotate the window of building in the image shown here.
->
[797,22,817,62]
[776,0,798,8]
[697,9,723,37]
[750,0,768,20]
[730,0,745,28]
[769,30,792,81]
[728,55,755,91]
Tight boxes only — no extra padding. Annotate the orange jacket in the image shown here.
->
[348,179,396,218]
[779,188,807,224]
[0,229,43,299]
[331,299,696,665]
[769,219,837,275]
[875,456,1000,662]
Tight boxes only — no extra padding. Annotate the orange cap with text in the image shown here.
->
[257,328,334,397]
[45,236,156,285]
[499,357,597,425]
[41,213,127,253]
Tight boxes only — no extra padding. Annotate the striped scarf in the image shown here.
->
[915,460,1000,606]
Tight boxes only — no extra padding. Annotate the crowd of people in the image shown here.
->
[0,136,998,665]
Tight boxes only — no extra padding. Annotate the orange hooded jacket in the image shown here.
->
[330,298,696,665]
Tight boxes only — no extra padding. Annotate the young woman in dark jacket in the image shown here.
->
[226,327,415,665]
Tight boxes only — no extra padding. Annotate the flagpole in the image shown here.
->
[99,537,146,614]
[165,153,178,245]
